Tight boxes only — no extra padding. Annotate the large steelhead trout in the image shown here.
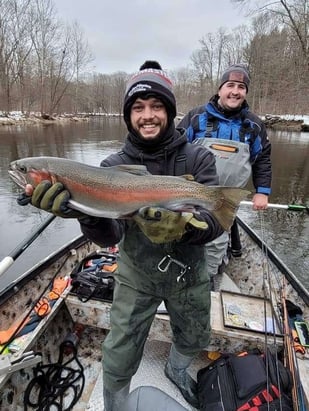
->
[9,156,250,231]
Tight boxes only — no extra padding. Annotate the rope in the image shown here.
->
[23,342,85,411]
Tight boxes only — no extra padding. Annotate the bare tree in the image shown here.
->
[169,67,196,114]
[109,72,128,115]
[232,0,309,66]
[191,30,229,96]
[0,0,33,112]
[187,26,253,107]
[221,25,251,69]
[240,8,308,114]
[85,73,110,114]
[12,0,35,113]
[69,21,93,113]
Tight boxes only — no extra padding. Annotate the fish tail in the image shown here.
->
[211,187,250,231]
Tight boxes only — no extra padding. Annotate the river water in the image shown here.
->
[0,118,308,291]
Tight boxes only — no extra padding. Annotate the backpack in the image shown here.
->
[70,251,117,302]
[197,349,293,411]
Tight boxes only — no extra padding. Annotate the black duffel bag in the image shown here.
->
[70,251,117,302]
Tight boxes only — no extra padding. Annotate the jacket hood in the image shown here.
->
[121,123,188,161]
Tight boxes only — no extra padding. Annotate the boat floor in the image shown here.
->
[65,271,309,410]
[66,272,281,410]
[84,339,206,411]
[1,272,309,410]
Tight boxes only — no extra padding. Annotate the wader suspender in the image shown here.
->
[118,151,128,162]
[174,151,187,175]
[203,113,258,145]
[204,116,219,138]
[202,114,244,254]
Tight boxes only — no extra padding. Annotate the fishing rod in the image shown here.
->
[281,277,309,411]
[282,280,299,411]
[0,215,56,277]
[257,212,307,411]
[240,201,309,213]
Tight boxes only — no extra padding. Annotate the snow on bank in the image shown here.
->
[1,111,309,127]
[261,114,309,125]
[0,111,89,125]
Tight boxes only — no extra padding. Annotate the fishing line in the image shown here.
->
[257,211,286,411]
[259,211,305,411]
[258,212,272,407]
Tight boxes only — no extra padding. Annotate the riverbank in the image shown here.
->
[0,112,89,126]
[261,114,309,132]
[1,111,309,131]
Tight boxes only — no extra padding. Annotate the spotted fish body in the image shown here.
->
[9,156,250,231]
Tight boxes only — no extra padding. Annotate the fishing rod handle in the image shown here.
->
[0,257,14,277]
[240,201,288,210]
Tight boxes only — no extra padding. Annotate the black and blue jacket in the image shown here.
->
[178,95,272,195]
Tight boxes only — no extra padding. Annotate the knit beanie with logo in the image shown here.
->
[219,64,250,91]
[123,60,177,129]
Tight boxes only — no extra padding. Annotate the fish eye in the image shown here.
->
[18,165,27,173]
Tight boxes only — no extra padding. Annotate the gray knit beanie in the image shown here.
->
[219,64,250,91]
[123,61,177,128]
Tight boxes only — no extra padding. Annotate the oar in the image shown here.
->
[0,215,56,277]
[240,201,309,213]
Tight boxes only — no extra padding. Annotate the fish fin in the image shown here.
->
[109,164,151,176]
[211,187,251,231]
[180,174,195,181]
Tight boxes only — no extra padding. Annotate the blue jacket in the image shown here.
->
[178,96,272,195]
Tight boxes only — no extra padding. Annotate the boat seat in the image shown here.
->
[65,291,283,353]
[119,386,188,411]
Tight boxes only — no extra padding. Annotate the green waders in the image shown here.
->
[102,237,211,408]
[103,383,130,411]
[165,343,200,408]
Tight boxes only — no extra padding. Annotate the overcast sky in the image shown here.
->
[53,0,250,74]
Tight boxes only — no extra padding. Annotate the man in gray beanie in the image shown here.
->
[18,60,226,410]
[219,63,250,92]
[178,63,272,288]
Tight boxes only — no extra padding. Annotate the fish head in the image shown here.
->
[8,158,54,189]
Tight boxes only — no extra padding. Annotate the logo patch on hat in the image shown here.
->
[128,83,152,97]
[229,72,246,83]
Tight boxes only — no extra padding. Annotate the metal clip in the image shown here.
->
[157,255,190,282]
[0,351,42,376]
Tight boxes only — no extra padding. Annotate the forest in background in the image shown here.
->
[0,0,308,117]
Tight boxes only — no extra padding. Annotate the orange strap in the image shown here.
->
[291,329,306,354]
[0,315,31,344]
[102,263,118,272]
[48,277,69,300]
[0,277,69,345]
[34,297,51,317]
[210,143,238,152]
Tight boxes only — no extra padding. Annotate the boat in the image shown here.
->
[0,216,308,410]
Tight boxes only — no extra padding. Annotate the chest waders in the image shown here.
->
[102,149,210,409]
[193,138,251,188]
[194,137,252,282]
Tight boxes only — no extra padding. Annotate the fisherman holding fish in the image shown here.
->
[178,64,272,286]
[12,61,249,410]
